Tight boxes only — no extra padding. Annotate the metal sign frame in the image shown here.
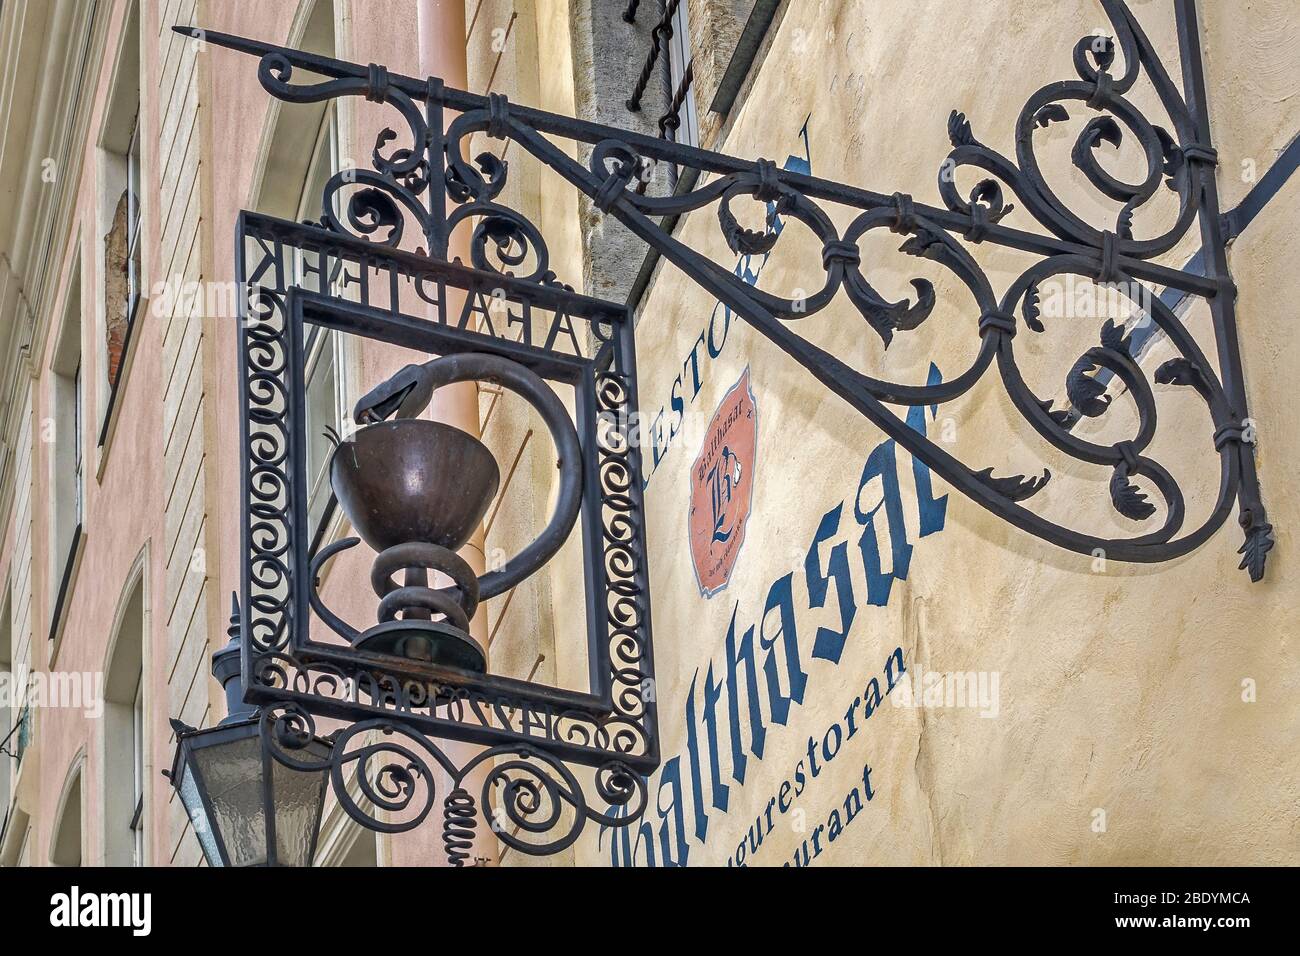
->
[234,208,656,854]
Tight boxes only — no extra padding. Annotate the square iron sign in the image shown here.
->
[234,210,658,773]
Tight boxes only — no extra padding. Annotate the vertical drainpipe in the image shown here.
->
[416,0,501,867]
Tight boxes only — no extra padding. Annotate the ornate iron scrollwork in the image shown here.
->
[232,277,657,856]
[260,701,645,862]
[186,0,1269,864]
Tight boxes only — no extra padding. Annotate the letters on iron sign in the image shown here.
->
[240,213,604,362]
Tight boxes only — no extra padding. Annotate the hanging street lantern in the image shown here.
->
[166,597,333,867]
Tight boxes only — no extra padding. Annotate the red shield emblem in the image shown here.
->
[689,368,758,597]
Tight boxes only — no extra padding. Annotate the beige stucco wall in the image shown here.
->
[524,0,1299,866]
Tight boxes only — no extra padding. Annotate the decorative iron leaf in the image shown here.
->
[474,152,508,193]
[348,187,402,242]
[1109,465,1156,520]
[1117,198,1137,240]
[1099,318,1132,354]
[857,302,898,347]
[446,166,473,203]
[1154,357,1201,388]
[718,190,785,256]
[1023,284,1044,333]
[972,466,1051,502]
[481,216,529,266]
[719,203,779,255]
[1066,358,1112,417]
[843,277,899,347]
[1071,117,1125,178]
[1238,521,1274,583]
[1092,36,1116,72]
[843,274,934,347]
[968,179,1014,222]
[895,279,936,332]
[948,110,978,148]
[1153,125,1176,164]
[1086,115,1123,150]
[1037,398,1074,429]
[1154,125,1186,193]
[372,127,398,164]
[445,151,508,203]
[400,158,431,194]
[1034,103,1070,128]
[733,229,779,255]
[898,226,948,261]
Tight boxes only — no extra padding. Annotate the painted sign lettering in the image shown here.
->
[603,365,951,867]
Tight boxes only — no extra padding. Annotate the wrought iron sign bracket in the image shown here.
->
[179,0,1271,862]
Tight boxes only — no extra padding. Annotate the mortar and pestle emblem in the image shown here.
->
[312,352,583,673]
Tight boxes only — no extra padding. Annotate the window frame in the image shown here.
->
[48,260,87,651]
[129,670,144,865]
[664,0,698,150]
[95,0,144,453]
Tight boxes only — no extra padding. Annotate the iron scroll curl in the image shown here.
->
[258,701,647,861]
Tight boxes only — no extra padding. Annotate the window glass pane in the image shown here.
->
[305,335,338,535]
[73,363,83,525]
[297,107,337,227]
[131,673,144,865]
[127,116,142,308]
[127,117,141,242]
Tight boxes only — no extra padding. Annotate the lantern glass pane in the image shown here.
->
[192,734,267,866]
[271,744,329,866]
[176,761,223,866]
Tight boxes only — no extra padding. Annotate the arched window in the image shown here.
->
[103,567,145,865]
[50,762,83,867]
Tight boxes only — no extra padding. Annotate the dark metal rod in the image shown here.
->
[627,0,678,112]
[1174,0,1270,575]
[424,77,449,259]
[658,57,692,139]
